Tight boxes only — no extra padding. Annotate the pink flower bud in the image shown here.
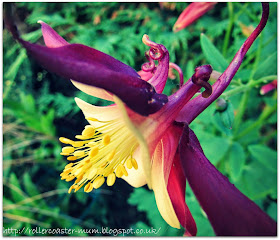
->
[173,2,217,32]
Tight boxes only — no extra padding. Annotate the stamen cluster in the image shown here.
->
[59,117,139,193]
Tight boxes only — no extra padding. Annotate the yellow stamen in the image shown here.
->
[92,176,105,189]
[74,184,84,192]
[60,152,69,156]
[72,141,87,147]
[119,164,128,176]
[75,135,89,140]
[107,173,116,186]
[65,163,74,169]
[131,158,138,170]
[85,182,94,193]
[86,117,99,122]
[62,146,75,154]
[86,142,96,147]
[101,161,108,168]
[74,150,85,157]
[82,125,95,137]
[66,175,76,182]
[74,175,84,184]
[59,115,139,192]
[62,169,72,175]
[68,185,74,194]
[115,165,124,178]
[102,135,111,145]
[86,168,98,180]
[107,149,116,161]
[126,158,133,169]
[84,182,92,192]
[59,137,73,144]
[67,156,77,161]
[89,147,99,157]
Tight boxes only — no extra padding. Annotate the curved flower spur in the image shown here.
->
[5,2,276,236]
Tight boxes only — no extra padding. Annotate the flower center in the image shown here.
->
[59,117,139,193]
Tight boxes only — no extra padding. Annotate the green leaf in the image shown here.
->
[229,142,246,181]
[23,173,40,197]
[235,161,277,200]
[253,52,277,79]
[200,34,229,72]
[4,49,26,80]
[248,145,277,173]
[9,173,26,202]
[195,131,230,165]
[185,182,215,236]
[128,188,183,236]
[20,93,36,114]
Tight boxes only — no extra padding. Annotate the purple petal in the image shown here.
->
[179,124,277,236]
[18,39,167,116]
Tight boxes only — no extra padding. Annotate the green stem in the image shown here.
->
[222,2,234,56]
[234,104,277,140]
[233,90,250,135]
[249,34,263,80]
[222,75,277,98]
[235,2,260,22]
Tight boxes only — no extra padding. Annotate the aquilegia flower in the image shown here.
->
[6,2,276,236]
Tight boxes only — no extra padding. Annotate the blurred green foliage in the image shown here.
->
[3,2,277,236]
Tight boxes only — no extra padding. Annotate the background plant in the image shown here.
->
[3,2,277,236]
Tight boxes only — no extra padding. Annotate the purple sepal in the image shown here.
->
[19,39,167,116]
[179,124,277,236]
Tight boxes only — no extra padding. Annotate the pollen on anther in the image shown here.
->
[126,158,133,169]
[102,135,111,145]
[75,135,89,140]
[93,176,105,189]
[82,125,95,137]
[84,182,94,193]
[59,137,73,144]
[72,141,86,147]
[67,156,77,161]
[107,173,116,186]
[131,158,138,170]
[74,150,85,157]
[65,163,73,169]
[120,164,128,176]
[62,146,75,154]
[66,175,76,182]
[89,147,99,157]
[115,164,128,177]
